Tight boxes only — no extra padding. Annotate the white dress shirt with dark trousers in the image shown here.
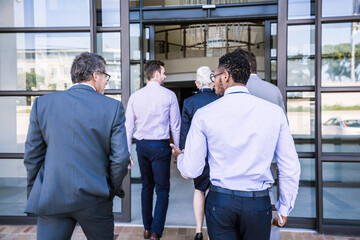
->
[177,85,300,217]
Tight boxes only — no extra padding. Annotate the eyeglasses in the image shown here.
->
[97,71,111,82]
[210,71,225,82]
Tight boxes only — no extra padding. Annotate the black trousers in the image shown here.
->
[37,199,114,240]
[205,190,272,240]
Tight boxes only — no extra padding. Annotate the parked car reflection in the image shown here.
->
[322,117,360,136]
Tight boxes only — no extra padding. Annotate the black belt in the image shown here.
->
[210,184,269,198]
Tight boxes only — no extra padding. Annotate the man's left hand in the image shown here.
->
[272,214,287,227]
[170,143,183,160]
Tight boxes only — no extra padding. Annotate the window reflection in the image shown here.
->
[287,92,315,152]
[322,93,360,153]
[211,0,275,4]
[288,0,315,20]
[143,0,206,7]
[322,23,360,87]
[96,0,120,27]
[0,159,27,216]
[0,0,89,27]
[0,33,90,91]
[97,33,121,90]
[323,162,360,220]
[131,64,141,94]
[130,24,141,60]
[287,25,315,86]
[322,0,360,17]
[288,158,316,218]
[0,97,36,153]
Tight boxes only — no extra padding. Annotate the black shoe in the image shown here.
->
[194,232,203,240]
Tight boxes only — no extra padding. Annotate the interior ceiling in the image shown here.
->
[164,81,196,88]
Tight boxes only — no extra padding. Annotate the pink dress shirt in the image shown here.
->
[125,81,181,152]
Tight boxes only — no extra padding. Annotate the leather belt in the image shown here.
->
[210,184,269,198]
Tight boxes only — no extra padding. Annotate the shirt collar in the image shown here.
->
[224,85,249,96]
[146,81,161,87]
[72,82,96,91]
[199,88,213,92]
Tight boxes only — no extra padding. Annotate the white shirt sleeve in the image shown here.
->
[274,112,301,216]
[177,111,208,179]
[169,92,181,147]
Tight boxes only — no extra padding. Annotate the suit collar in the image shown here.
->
[70,83,96,92]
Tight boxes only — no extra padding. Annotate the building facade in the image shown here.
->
[0,0,359,236]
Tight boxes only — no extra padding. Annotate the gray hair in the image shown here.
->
[70,52,106,83]
[195,66,213,88]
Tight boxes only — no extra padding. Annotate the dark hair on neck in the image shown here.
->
[144,60,165,80]
[218,52,250,85]
[233,47,257,74]
[70,52,106,83]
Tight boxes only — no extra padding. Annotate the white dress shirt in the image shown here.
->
[177,85,300,217]
[125,81,181,152]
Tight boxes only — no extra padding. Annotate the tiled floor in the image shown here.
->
[0,225,360,240]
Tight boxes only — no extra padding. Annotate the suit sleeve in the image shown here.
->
[110,101,130,198]
[179,99,191,150]
[24,97,46,198]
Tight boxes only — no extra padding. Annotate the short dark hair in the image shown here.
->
[233,48,257,73]
[144,60,164,80]
[70,52,106,83]
[218,52,250,85]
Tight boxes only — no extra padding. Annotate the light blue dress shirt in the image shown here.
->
[177,85,300,216]
[125,81,181,152]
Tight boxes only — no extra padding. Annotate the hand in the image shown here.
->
[181,174,189,180]
[128,155,134,170]
[170,143,184,161]
[272,213,287,227]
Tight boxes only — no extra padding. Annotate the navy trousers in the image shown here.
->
[205,190,272,240]
[136,140,172,237]
[37,199,114,240]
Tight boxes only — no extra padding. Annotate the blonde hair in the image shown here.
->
[196,66,213,88]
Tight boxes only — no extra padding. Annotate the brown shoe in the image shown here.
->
[144,230,151,239]
[150,233,160,240]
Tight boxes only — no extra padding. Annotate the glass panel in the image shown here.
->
[270,60,277,85]
[287,25,315,86]
[287,92,315,152]
[144,27,150,61]
[96,0,120,27]
[131,64,141,94]
[0,97,36,153]
[323,162,360,220]
[130,24,141,60]
[322,23,360,87]
[106,94,122,101]
[322,92,360,153]
[211,0,275,3]
[289,158,316,218]
[271,23,277,58]
[0,159,27,216]
[323,0,360,18]
[155,22,265,60]
[130,143,141,179]
[144,0,206,7]
[97,33,121,90]
[0,0,89,27]
[288,0,315,20]
[130,0,140,8]
[0,33,90,91]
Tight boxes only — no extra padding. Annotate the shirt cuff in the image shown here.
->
[275,201,291,217]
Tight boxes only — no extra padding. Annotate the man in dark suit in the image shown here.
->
[179,66,217,240]
[24,52,130,240]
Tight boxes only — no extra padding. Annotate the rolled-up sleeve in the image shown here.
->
[274,112,301,216]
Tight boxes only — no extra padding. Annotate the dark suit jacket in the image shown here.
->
[24,84,130,215]
[179,88,218,149]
